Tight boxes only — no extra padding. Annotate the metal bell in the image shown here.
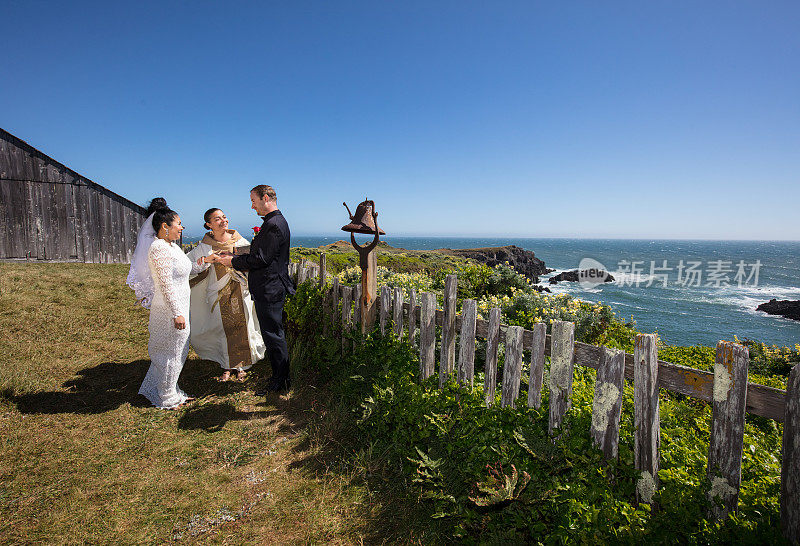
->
[341,199,386,235]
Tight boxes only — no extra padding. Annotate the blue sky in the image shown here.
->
[3,1,799,239]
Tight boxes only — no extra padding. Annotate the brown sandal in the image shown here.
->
[168,397,195,411]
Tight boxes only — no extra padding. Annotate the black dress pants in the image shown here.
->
[254,297,289,384]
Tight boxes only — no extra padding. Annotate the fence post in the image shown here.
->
[361,249,378,333]
[484,307,501,407]
[634,333,660,505]
[782,363,800,543]
[549,321,575,434]
[393,287,404,339]
[341,286,352,354]
[457,299,477,387]
[707,341,749,520]
[353,283,362,327]
[527,322,546,409]
[379,285,390,335]
[439,274,457,387]
[318,252,327,289]
[501,325,524,407]
[591,347,626,461]
[408,288,417,347]
[419,292,436,381]
[330,277,340,333]
[321,276,329,337]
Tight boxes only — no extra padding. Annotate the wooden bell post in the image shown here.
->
[342,199,385,333]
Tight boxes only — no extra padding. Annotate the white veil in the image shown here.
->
[126,212,157,308]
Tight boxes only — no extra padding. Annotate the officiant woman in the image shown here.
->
[187,208,266,381]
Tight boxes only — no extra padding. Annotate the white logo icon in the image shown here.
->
[578,258,610,290]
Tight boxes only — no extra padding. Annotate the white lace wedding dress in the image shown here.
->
[139,238,207,409]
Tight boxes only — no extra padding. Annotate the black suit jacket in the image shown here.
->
[231,210,295,302]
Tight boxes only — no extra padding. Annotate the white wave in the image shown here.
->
[715,284,800,299]
[610,271,658,286]
[536,282,570,294]
[540,268,569,277]
[687,284,800,318]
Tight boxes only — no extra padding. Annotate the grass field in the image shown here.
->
[0,262,431,544]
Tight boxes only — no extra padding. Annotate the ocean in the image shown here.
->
[292,236,800,348]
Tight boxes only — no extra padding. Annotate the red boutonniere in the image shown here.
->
[253,226,260,235]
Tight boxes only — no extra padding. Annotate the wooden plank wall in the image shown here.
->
[0,130,146,263]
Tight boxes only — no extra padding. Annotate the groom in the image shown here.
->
[218,184,295,394]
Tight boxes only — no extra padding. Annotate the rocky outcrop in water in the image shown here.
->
[756,299,800,321]
[548,269,615,285]
[440,245,549,282]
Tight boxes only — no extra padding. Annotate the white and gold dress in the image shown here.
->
[187,230,266,372]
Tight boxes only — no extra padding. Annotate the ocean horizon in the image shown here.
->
[186,233,800,348]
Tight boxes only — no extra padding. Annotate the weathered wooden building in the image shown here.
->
[0,128,146,263]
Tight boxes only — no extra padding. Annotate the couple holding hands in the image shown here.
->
[126,184,294,410]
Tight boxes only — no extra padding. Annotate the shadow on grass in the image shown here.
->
[277,373,441,543]
[8,358,269,415]
[178,368,311,433]
[177,402,277,432]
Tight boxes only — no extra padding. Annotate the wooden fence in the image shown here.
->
[288,258,799,543]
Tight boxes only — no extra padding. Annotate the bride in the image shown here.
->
[186,208,266,381]
[126,198,215,409]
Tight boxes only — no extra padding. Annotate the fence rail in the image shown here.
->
[289,258,799,542]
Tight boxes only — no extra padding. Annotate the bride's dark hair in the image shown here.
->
[146,197,177,232]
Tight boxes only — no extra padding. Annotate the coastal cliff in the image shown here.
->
[301,241,548,281]
[437,245,549,282]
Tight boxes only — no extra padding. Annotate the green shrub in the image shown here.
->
[741,339,800,379]
[659,345,789,390]
[286,279,786,544]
